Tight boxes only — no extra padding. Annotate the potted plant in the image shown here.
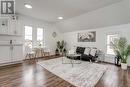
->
[55,48,59,56]
[111,37,130,70]
[63,48,67,56]
[57,40,66,55]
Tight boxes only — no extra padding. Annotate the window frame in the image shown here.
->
[24,26,33,48]
[105,32,121,55]
[36,27,44,47]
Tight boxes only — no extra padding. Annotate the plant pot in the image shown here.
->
[60,52,63,55]
[121,63,127,70]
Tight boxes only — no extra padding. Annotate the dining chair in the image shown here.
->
[25,46,36,60]
[42,48,51,57]
[34,48,43,58]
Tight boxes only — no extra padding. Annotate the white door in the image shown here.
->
[0,46,11,64]
[12,46,23,62]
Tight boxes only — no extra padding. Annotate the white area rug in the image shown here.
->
[37,57,107,87]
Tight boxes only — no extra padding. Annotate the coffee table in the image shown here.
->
[62,54,81,67]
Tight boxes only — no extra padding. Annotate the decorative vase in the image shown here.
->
[121,63,127,70]
[115,57,121,66]
[60,52,63,55]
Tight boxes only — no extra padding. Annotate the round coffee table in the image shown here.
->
[64,54,81,67]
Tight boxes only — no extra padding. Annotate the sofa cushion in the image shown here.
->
[84,47,91,55]
[90,48,97,56]
[76,47,85,54]
[81,54,92,61]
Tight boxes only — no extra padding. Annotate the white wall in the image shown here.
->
[56,0,130,33]
[62,24,130,66]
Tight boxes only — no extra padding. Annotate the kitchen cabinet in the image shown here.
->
[0,45,23,65]
[9,19,17,35]
[0,16,22,36]
[16,20,22,36]
[12,45,23,62]
[9,19,22,36]
[0,17,9,35]
[0,46,10,64]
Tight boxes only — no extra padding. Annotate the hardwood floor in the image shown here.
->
[0,57,130,87]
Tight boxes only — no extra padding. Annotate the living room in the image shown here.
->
[0,0,130,87]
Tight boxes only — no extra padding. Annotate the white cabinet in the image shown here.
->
[16,20,22,36]
[0,45,23,65]
[9,19,22,36]
[0,46,10,64]
[0,17,9,35]
[9,19,17,35]
[0,16,22,36]
[12,46,23,62]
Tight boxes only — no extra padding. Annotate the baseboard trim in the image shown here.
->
[0,61,23,66]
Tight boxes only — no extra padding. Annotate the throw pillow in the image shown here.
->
[90,48,97,56]
[84,47,91,55]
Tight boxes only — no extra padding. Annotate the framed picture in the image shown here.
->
[78,31,96,42]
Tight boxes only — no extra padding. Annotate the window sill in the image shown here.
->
[105,54,116,57]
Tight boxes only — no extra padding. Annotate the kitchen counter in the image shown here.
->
[0,41,23,46]
[0,44,23,46]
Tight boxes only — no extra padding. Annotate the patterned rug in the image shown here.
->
[37,57,107,87]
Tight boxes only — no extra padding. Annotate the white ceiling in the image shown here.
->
[15,0,122,22]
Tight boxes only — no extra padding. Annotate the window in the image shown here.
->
[106,34,119,55]
[37,28,44,47]
[24,26,32,48]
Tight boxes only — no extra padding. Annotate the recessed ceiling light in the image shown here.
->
[58,17,63,20]
[24,4,32,9]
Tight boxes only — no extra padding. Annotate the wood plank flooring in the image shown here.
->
[0,57,130,87]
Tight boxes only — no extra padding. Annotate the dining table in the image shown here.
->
[33,47,50,58]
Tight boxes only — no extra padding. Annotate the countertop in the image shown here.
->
[0,44,23,46]
[0,41,23,46]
